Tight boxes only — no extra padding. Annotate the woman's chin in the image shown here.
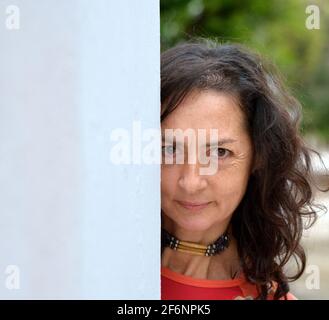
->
[173,218,215,233]
[161,209,225,233]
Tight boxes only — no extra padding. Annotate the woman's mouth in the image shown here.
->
[176,200,211,211]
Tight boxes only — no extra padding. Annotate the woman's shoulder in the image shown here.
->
[238,277,298,300]
[278,291,298,300]
[270,281,298,300]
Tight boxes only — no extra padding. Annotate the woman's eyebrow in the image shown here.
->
[161,136,237,146]
[206,139,237,146]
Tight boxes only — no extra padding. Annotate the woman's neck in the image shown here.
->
[161,235,241,280]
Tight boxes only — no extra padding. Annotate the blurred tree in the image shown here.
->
[161,0,329,142]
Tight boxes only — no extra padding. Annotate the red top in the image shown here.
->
[161,266,297,300]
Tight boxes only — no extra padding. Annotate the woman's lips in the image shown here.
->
[177,200,211,211]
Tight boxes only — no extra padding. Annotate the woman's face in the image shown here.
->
[161,89,254,236]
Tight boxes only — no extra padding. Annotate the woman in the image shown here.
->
[160,39,328,300]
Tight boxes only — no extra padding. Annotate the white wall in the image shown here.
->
[0,0,160,299]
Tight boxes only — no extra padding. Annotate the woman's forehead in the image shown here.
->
[161,90,246,134]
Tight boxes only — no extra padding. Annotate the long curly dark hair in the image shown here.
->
[161,38,329,300]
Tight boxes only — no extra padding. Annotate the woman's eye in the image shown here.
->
[209,148,231,159]
[162,145,176,155]
[217,148,228,158]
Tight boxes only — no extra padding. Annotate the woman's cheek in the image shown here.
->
[161,170,179,202]
[213,172,247,200]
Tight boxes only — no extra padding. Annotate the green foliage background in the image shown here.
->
[161,0,329,142]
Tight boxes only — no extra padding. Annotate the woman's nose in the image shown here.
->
[178,164,208,194]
